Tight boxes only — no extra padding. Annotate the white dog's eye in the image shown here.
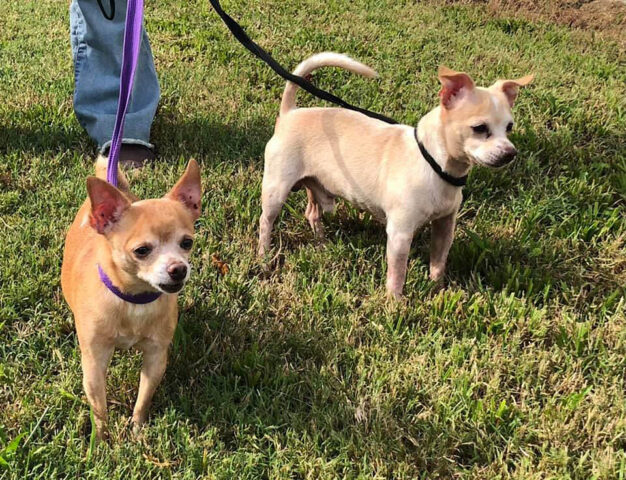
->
[472,124,490,136]
[506,122,514,133]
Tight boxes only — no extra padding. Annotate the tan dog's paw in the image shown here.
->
[131,413,147,439]
[131,423,144,441]
[93,423,109,443]
[89,411,109,443]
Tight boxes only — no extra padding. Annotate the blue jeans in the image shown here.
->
[70,0,160,152]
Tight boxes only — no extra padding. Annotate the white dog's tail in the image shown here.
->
[279,52,378,117]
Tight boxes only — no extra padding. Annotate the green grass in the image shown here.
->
[1,0,625,478]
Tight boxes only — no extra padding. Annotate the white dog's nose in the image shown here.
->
[501,146,517,164]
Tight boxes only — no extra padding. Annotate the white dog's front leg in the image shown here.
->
[429,212,457,282]
[385,222,414,298]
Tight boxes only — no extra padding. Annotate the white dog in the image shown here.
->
[258,52,533,297]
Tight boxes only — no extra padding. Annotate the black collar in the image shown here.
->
[414,128,467,187]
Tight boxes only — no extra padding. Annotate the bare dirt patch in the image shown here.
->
[443,0,626,44]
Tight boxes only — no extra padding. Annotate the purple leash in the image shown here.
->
[99,0,162,304]
[106,0,145,187]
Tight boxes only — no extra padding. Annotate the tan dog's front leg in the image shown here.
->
[81,344,114,440]
[429,212,457,282]
[131,342,169,434]
[385,223,414,298]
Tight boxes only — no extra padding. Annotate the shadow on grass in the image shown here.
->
[0,106,274,170]
[0,120,90,157]
[155,288,538,474]
[157,299,466,474]
[447,226,623,311]
[162,299,354,444]
[151,110,273,167]
[279,203,622,313]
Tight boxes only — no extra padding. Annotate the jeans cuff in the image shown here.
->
[100,139,155,154]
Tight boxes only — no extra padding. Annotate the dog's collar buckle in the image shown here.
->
[97,264,162,305]
[414,128,468,187]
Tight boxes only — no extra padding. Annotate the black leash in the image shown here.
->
[207,0,398,125]
[209,0,468,187]
[414,129,467,187]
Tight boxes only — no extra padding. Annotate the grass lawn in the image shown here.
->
[1,0,625,478]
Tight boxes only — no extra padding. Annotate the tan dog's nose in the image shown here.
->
[167,263,187,282]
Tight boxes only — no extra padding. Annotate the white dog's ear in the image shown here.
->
[166,159,202,220]
[87,177,131,235]
[438,66,475,109]
[492,74,534,107]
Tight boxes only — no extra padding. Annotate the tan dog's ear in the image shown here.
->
[87,177,131,235]
[166,159,202,220]
[492,74,534,107]
[438,66,475,109]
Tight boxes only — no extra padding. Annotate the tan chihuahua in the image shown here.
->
[61,156,201,439]
[258,52,533,297]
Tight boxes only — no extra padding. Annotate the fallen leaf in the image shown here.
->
[211,253,229,276]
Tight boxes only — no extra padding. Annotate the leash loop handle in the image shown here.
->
[97,0,116,20]
[106,0,144,186]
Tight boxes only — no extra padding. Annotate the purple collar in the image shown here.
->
[97,264,162,305]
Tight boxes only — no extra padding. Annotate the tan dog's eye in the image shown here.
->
[180,237,193,251]
[506,122,514,133]
[134,245,152,258]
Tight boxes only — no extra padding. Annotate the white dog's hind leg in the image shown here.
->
[305,187,325,239]
[258,179,291,256]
